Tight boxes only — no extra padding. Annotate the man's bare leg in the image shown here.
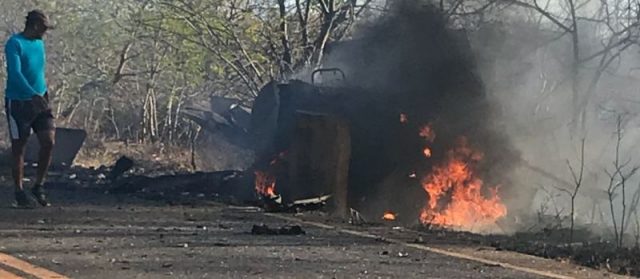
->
[31,129,54,207]
[34,129,55,186]
[11,137,35,207]
[11,138,28,192]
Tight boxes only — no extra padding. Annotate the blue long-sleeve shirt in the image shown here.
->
[4,33,47,100]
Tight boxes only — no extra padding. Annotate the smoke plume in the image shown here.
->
[320,1,521,226]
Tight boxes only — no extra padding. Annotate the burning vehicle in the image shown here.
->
[246,4,523,232]
[191,4,522,233]
[248,63,515,232]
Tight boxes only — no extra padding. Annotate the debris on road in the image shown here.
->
[258,194,331,213]
[292,195,331,209]
[107,170,246,200]
[251,224,305,235]
[349,208,367,225]
[397,252,409,258]
[109,156,134,180]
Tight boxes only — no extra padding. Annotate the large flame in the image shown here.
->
[419,132,506,231]
[255,171,277,197]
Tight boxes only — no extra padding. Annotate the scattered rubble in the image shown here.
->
[107,170,248,203]
[109,156,134,180]
[250,224,305,235]
[257,194,331,213]
[349,208,367,226]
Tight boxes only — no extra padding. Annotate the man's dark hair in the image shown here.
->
[25,10,53,29]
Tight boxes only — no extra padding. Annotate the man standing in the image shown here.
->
[4,10,55,207]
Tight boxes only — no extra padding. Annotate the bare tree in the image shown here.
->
[634,207,640,248]
[536,185,567,231]
[501,0,640,136]
[558,138,585,243]
[605,114,639,247]
[278,0,293,76]
[627,178,640,248]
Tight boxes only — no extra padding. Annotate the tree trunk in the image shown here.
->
[164,87,175,142]
[278,0,292,77]
[568,0,581,137]
[314,2,336,66]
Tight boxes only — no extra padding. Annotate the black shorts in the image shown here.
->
[5,97,55,141]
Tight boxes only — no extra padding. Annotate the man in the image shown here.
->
[4,10,55,208]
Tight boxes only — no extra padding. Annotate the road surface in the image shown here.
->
[0,181,629,279]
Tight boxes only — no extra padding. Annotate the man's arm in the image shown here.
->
[5,39,39,96]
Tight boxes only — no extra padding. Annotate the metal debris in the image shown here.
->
[349,208,367,225]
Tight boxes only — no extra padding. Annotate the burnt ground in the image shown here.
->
[489,230,640,277]
[0,167,634,279]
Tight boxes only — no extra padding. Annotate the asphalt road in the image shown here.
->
[0,181,626,279]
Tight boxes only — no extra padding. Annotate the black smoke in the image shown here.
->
[250,1,521,224]
[323,1,520,222]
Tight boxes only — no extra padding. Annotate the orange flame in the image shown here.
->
[420,124,435,160]
[255,171,277,197]
[400,113,408,123]
[423,148,432,158]
[420,137,506,231]
[383,211,397,221]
